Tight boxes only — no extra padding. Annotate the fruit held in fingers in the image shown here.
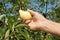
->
[19,10,32,19]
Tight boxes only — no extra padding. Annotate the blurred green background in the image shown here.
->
[0,0,60,40]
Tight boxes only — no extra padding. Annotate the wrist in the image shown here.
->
[39,19,53,32]
[41,19,51,32]
[37,19,50,31]
[43,19,59,33]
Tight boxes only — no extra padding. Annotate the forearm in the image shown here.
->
[44,20,60,36]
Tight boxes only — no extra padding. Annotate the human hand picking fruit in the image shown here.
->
[25,9,47,30]
[19,9,60,37]
[24,9,60,37]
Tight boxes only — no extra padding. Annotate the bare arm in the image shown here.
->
[43,20,60,36]
[25,9,60,37]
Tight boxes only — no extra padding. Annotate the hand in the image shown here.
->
[25,9,48,30]
[25,9,60,36]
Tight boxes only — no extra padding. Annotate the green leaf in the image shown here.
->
[4,29,10,40]
[15,24,28,28]
[12,24,14,32]
[20,30,29,40]
[44,0,48,3]
[0,14,6,20]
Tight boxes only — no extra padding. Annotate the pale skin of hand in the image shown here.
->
[25,9,60,37]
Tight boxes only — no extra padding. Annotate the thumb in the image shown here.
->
[27,9,37,16]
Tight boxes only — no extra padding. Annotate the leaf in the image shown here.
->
[4,0,11,2]
[56,18,60,23]
[0,0,2,2]
[12,24,14,32]
[20,30,29,40]
[0,14,6,20]
[50,0,54,3]
[44,0,48,3]
[4,29,10,40]
[15,24,28,28]
[5,18,8,25]
[45,34,53,40]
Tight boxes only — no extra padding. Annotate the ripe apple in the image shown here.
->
[19,10,32,19]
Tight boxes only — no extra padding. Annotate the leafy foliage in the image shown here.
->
[0,0,60,40]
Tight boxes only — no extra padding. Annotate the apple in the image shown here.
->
[19,10,32,19]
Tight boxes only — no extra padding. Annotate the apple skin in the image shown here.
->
[19,10,32,19]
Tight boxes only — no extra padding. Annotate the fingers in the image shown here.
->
[25,20,31,24]
[28,21,36,30]
[27,9,38,16]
